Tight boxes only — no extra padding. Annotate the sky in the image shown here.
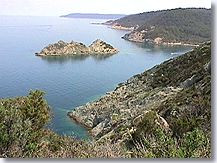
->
[0,0,211,16]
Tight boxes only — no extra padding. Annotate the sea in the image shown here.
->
[0,16,192,139]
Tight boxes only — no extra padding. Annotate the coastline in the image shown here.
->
[102,24,201,47]
[121,35,200,47]
[67,42,211,140]
[109,25,134,31]
[91,22,201,47]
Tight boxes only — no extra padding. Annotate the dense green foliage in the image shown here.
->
[130,126,210,158]
[114,8,211,44]
[0,90,50,157]
[128,76,211,158]
[149,41,211,88]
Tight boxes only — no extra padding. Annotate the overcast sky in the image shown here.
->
[0,0,211,16]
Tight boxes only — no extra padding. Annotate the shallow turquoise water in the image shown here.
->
[0,16,192,139]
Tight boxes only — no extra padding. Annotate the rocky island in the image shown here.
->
[35,39,119,56]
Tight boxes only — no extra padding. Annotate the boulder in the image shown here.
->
[180,75,201,88]
[91,121,107,137]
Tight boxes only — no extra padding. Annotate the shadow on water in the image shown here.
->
[40,55,88,64]
[40,54,116,64]
[91,54,116,61]
[133,42,193,54]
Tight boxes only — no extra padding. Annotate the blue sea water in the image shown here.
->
[0,16,192,139]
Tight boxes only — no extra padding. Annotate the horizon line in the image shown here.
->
[0,7,211,17]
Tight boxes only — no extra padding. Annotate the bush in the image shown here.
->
[0,90,127,158]
[0,90,50,157]
[129,127,210,158]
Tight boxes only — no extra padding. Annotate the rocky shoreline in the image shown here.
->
[68,42,211,140]
[109,24,134,31]
[122,31,200,47]
[36,39,118,57]
[92,21,134,31]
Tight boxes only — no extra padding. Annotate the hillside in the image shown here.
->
[0,42,211,158]
[108,8,211,45]
[61,13,126,19]
[69,41,211,157]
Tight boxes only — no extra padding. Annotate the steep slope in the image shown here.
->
[68,42,211,157]
[109,8,211,45]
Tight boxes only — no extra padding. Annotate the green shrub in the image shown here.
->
[129,128,210,158]
[0,90,50,157]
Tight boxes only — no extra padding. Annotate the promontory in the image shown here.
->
[35,39,119,56]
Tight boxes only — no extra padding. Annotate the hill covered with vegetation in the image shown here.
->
[108,8,211,45]
[0,42,211,158]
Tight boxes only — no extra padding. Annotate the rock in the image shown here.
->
[154,37,163,44]
[93,115,104,127]
[122,31,145,43]
[180,75,202,88]
[204,61,211,74]
[36,39,118,57]
[67,111,94,128]
[157,116,170,131]
[91,121,107,137]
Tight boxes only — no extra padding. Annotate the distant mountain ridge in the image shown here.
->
[61,13,126,19]
[107,8,211,45]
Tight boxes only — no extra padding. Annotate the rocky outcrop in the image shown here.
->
[36,39,118,56]
[68,42,211,141]
[122,31,145,43]
[180,75,202,88]
[204,61,211,74]
[68,81,181,139]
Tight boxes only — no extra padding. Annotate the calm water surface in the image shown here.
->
[0,16,192,139]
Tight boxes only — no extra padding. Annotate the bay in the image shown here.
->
[0,16,191,139]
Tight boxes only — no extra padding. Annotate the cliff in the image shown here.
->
[36,39,119,57]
